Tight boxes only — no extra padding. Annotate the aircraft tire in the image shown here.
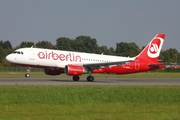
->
[87,76,94,82]
[73,76,80,81]
[25,73,30,78]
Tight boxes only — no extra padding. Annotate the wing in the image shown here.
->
[56,57,135,70]
[82,59,135,70]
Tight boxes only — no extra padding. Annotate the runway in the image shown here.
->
[0,78,180,86]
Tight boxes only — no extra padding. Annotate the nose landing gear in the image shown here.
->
[25,67,31,78]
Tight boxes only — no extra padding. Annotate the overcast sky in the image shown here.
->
[0,0,180,51]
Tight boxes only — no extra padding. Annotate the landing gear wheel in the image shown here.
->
[25,67,31,78]
[87,76,94,82]
[25,73,30,78]
[73,76,80,81]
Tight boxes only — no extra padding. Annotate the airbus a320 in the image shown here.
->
[6,34,166,82]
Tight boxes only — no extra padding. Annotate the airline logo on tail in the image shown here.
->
[147,36,164,58]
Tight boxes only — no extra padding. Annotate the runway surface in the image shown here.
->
[0,78,180,86]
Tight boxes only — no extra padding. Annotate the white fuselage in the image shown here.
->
[6,48,134,68]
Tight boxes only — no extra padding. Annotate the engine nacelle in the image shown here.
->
[65,65,84,76]
[44,68,64,75]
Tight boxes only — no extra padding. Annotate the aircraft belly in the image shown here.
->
[101,66,140,74]
[101,66,124,74]
[38,60,58,67]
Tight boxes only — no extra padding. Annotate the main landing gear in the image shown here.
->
[72,71,94,82]
[72,75,94,82]
[87,76,94,82]
[87,70,94,82]
[72,76,80,81]
[25,67,31,78]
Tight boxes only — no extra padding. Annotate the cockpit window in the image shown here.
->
[13,51,24,55]
[13,51,17,54]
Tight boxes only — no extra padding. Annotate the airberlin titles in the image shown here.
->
[38,51,81,62]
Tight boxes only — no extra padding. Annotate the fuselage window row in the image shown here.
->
[81,58,110,62]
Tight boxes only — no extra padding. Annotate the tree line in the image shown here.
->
[1,35,180,67]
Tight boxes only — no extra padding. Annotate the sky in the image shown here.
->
[0,0,180,51]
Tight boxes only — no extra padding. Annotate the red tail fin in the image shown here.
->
[136,34,165,62]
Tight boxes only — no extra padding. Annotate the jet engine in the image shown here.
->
[65,64,84,76]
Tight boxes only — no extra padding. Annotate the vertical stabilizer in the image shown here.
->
[136,34,165,62]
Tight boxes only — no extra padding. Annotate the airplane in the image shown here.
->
[6,34,166,82]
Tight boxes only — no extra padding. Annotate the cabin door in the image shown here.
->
[29,49,35,60]
[135,62,140,70]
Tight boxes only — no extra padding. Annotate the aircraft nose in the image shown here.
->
[6,54,14,63]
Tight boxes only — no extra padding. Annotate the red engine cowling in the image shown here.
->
[44,68,64,75]
[65,65,83,76]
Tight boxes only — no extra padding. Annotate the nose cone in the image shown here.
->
[6,54,14,63]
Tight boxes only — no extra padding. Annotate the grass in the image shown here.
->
[0,86,180,120]
[0,72,180,119]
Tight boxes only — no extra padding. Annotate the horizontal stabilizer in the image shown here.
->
[148,63,165,66]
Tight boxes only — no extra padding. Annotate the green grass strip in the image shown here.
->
[0,86,180,120]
